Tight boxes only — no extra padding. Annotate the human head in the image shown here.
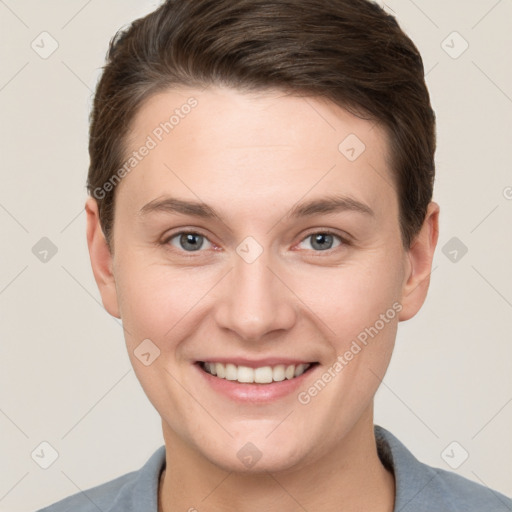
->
[85,0,439,476]
[87,0,436,253]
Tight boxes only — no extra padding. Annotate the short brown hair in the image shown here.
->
[87,0,436,251]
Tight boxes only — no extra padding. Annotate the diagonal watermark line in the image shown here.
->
[0,202,29,233]
[472,396,512,439]
[61,369,132,439]
[367,119,381,134]
[382,3,395,14]
[397,472,440,511]
[368,162,394,190]
[302,97,337,131]
[471,265,512,309]
[406,0,439,28]
[370,368,440,438]
[61,208,85,233]
[470,471,512,510]
[0,407,29,439]
[0,265,28,296]
[200,472,233,502]
[404,265,438,298]
[60,265,131,335]
[265,473,311,511]
[470,205,499,233]
[163,267,233,337]
[266,265,337,335]
[0,1,29,28]
[425,61,439,77]
[471,0,503,30]
[265,409,295,438]
[60,471,104,512]
[61,61,93,92]
[162,366,234,438]
[472,61,512,105]
[0,62,29,92]
[60,265,105,310]
[61,0,94,29]
[266,164,337,235]
[0,472,29,503]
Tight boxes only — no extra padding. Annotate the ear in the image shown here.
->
[85,197,121,319]
[399,201,440,321]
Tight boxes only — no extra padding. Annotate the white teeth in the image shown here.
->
[237,366,254,383]
[215,362,226,378]
[202,362,313,384]
[285,364,295,380]
[272,364,286,382]
[254,366,273,383]
[225,363,237,380]
[294,364,308,377]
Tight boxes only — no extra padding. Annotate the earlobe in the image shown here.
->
[85,197,121,319]
[399,201,440,321]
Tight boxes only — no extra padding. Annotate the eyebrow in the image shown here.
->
[138,194,374,222]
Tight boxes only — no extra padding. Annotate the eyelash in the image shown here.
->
[161,229,351,256]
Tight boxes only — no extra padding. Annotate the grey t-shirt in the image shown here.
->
[35,425,512,511]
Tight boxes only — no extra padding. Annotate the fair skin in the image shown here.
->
[86,86,439,512]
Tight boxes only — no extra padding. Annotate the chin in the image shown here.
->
[193,429,313,474]
[211,447,307,474]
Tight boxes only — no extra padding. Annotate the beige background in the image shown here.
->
[1,1,511,510]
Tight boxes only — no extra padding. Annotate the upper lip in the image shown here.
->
[197,358,317,368]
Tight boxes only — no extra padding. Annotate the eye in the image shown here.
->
[165,231,214,252]
[162,230,349,254]
[297,231,346,252]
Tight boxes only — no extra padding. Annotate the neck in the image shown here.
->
[159,409,395,512]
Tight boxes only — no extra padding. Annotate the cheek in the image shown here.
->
[114,254,226,360]
[114,260,191,343]
[291,255,403,335]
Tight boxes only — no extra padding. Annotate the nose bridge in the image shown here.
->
[215,241,296,341]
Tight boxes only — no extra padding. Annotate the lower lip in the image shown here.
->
[194,363,318,403]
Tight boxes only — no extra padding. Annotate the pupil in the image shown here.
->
[181,233,202,251]
[312,233,332,251]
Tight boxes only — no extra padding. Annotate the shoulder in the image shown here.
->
[427,466,512,511]
[35,472,136,512]
[375,425,512,512]
[34,446,166,512]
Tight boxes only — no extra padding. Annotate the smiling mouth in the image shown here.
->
[197,361,319,384]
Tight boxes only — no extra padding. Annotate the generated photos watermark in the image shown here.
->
[297,301,402,405]
[93,97,198,200]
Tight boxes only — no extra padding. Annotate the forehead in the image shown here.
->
[117,85,397,224]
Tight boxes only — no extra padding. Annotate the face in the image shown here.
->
[87,86,438,473]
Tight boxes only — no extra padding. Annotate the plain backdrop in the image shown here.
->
[1,1,511,510]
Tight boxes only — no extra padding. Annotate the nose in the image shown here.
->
[213,246,297,342]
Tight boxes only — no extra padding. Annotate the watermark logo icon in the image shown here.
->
[237,442,263,468]
[441,441,469,469]
[441,31,469,59]
[134,339,161,366]
[442,237,468,263]
[236,236,264,264]
[32,237,58,263]
[31,441,59,469]
[338,134,366,162]
[31,31,59,59]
